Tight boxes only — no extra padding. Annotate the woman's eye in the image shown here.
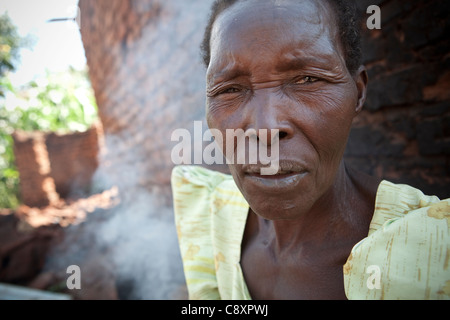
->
[219,87,241,95]
[295,76,319,85]
[224,87,241,93]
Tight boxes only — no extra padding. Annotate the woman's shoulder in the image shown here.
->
[171,165,250,299]
[171,164,248,224]
[170,165,232,299]
[344,180,449,300]
[171,165,234,227]
[369,180,444,235]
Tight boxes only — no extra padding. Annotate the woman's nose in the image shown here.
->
[244,89,294,146]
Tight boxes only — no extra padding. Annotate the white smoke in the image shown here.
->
[95,187,186,300]
[43,179,187,299]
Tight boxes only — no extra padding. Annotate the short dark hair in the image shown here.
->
[200,0,362,74]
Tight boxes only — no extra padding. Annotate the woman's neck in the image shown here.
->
[262,161,378,253]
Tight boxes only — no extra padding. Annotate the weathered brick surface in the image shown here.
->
[12,126,100,207]
[79,0,450,201]
[45,126,99,198]
[12,131,55,208]
[346,0,450,199]
[79,0,215,204]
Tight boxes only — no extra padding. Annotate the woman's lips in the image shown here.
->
[241,161,308,192]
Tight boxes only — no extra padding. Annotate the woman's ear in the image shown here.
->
[354,65,368,115]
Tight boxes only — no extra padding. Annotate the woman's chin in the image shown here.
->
[247,196,314,221]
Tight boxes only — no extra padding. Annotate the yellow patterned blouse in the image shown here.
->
[171,165,450,300]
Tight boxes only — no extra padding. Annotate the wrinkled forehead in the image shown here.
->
[207,0,344,78]
[214,0,329,32]
[213,0,338,45]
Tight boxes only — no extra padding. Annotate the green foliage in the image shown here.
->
[0,129,19,209]
[3,68,98,133]
[0,12,26,96]
[0,68,98,209]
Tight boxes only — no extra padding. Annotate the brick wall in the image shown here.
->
[12,126,99,207]
[79,0,215,204]
[346,0,450,199]
[79,0,450,200]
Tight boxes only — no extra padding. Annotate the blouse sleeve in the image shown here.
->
[171,165,226,300]
[344,181,450,300]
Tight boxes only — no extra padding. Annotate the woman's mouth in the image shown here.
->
[241,161,309,191]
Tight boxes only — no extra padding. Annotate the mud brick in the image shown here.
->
[346,126,405,157]
[402,0,450,49]
[417,119,445,155]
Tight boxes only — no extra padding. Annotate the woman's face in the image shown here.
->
[206,0,367,220]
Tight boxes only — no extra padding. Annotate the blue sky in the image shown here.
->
[1,0,86,86]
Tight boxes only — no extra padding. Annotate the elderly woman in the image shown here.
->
[171,0,449,300]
